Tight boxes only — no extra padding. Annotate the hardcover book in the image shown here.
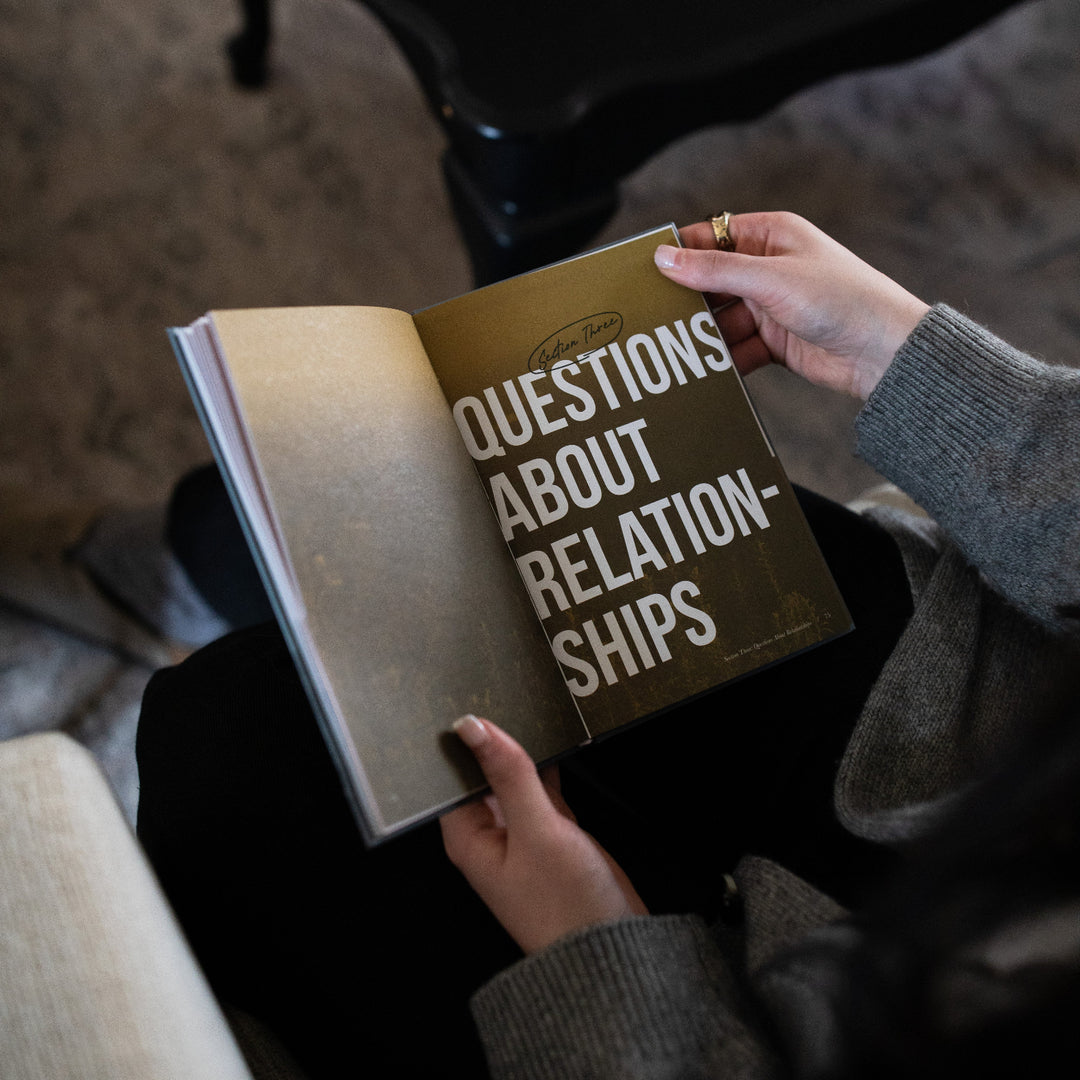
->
[170,225,851,842]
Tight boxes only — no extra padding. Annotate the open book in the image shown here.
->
[170,224,851,842]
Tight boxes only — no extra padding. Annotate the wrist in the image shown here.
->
[855,295,930,400]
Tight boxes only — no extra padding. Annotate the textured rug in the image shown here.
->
[1,0,1078,820]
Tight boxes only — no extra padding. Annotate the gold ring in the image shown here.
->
[707,211,735,252]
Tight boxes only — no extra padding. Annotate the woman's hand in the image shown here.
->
[440,715,647,955]
[655,211,930,400]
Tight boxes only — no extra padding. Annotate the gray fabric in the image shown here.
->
[840,304,1080,841]
[469,305,1080,1078]
[855,304,1080,638]
[472,915,780,1080]
[76,504,233,647]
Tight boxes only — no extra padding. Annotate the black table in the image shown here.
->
[229,0,1018,283]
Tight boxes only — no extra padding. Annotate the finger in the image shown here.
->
[727,335,775,376]
[539,762,562,796]
[678,220,728,251]
[440,796,495,837]
[656,244,765,295]
[701,291,737,312]
[703,294,778,375]
[439,796,502,868]
[539,764,582,823]
[451,716,555,835]
[678,213,752,252]
[712,298,759,347]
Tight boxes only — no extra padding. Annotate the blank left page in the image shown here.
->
[210,306,584,839]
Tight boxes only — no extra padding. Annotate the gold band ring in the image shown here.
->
[707,211,735,252]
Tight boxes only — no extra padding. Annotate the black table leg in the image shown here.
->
[442,150,619,285]
[227,0,271,88]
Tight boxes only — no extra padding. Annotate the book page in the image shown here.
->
[208,307,584,838]
[415,227,852,738]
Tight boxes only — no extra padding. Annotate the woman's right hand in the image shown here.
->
[654,211,930,400]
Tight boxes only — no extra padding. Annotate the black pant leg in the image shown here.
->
[166,464,274,629]
[136,624,517,1078]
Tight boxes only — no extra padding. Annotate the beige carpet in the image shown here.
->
[2,0,1078,820]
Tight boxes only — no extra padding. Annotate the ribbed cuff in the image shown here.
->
[854,303,1044,519]
[471,914,736,1079]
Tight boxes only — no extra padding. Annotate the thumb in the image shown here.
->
[452,716,555,835]
[655,244,761,298]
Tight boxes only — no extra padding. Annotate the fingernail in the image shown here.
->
[654,244,678,270]
[452,714,489,749]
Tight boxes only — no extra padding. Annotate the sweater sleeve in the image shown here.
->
[854,304,1080,638]
[469,914,778,1080]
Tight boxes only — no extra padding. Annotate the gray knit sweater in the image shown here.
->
[469,305,1080,1079]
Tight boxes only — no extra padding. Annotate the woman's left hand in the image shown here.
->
[440,715,648,954]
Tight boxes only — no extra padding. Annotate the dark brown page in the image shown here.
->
[416,227,851,737]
